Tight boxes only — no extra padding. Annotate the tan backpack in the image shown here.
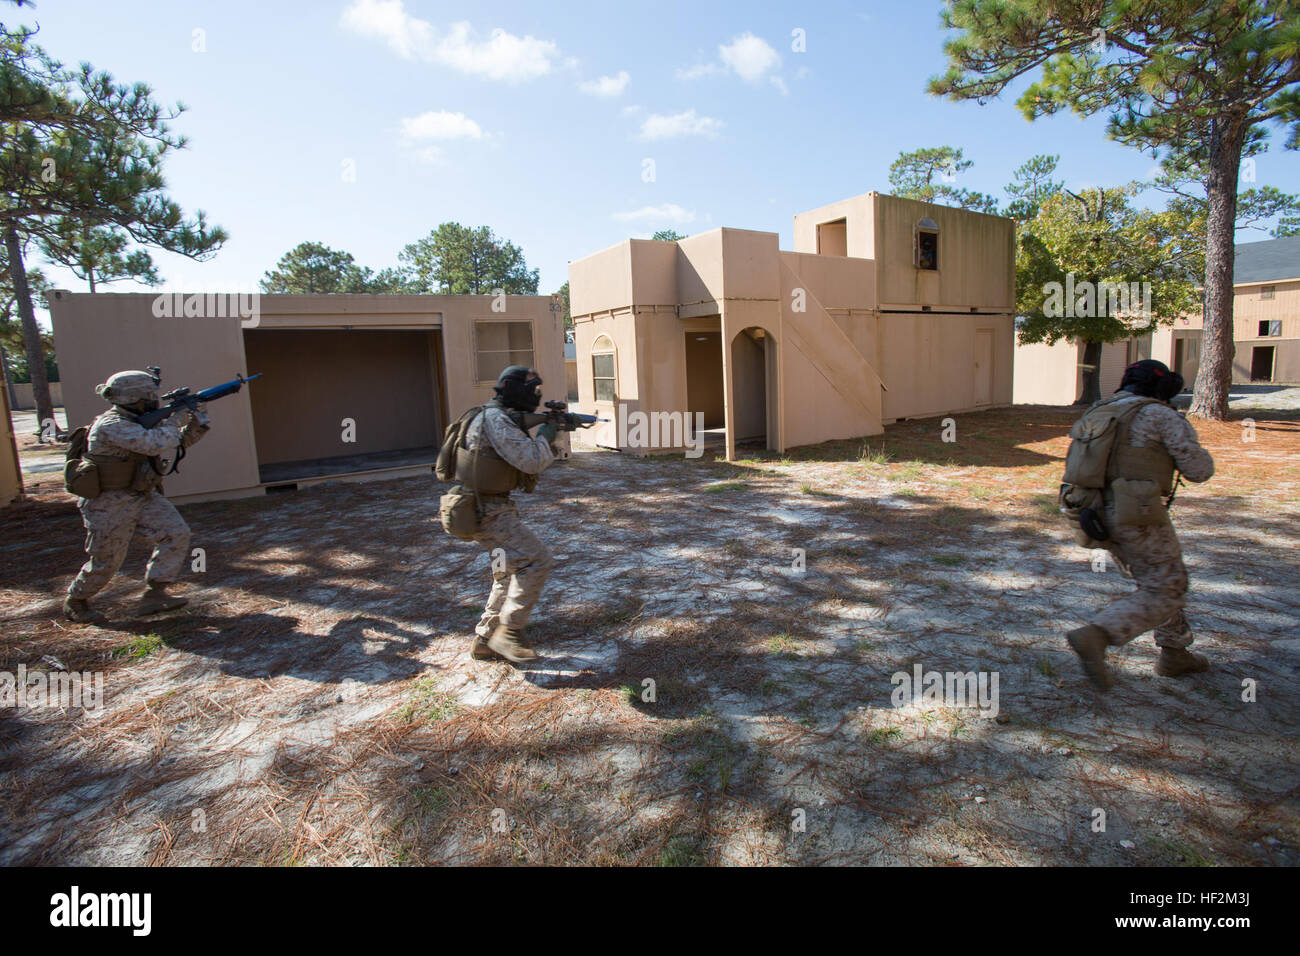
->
[63,425,101,499]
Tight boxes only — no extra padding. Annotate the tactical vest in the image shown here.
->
[1102,396,1176,494]
[448,405,532,496]
[65,409,153,497]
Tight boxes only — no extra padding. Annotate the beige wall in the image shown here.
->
[48,292,563,501]
[571,199,1015,459]
[9,381,64,410]
[1,381,22,505]
[1231,279,1300,382]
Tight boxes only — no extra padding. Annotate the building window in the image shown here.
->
[475,320,534,383]
[1258,320,1282,337]
[592,335,617,401]
[915,218,939,271]
[1261,285,1275,300]
[817,219,847,257]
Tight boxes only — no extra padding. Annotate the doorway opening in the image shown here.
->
[1251,345,1275,383]
[243,328,448,484]
[730,326,778,451]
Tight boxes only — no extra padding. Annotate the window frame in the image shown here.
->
[591,334,617,403]
[473,319,536,385]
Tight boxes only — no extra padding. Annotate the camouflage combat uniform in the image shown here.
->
[67,407,209,599]
[1091,396,1215,648]
[464,405,556,639]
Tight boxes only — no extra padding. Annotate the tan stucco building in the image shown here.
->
[48,292,566,502]
[568,192,1016,459]
[1014,237,1300,404]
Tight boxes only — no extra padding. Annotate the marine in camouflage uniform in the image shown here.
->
[63,370,210,622]
[452,366,557,663]
[1066,360,1216,691]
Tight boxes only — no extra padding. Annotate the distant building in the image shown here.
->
[1014,236,1300,405]
[48,292,566,503]
[568,192,1016,459]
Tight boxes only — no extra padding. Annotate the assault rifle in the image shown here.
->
[512,400,606,433]
[136,373,261,429]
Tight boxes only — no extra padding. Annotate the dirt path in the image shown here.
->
[2,401,1297,866]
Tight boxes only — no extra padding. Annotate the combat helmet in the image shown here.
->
[95,367,162,407]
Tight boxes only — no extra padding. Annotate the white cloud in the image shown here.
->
[637,109,723,141]
[340,0,434,59]
[580,71,631,97]
[719,33,781,83]
[679,32,785,92]
[612,204,698,225]
[400,111,485,141]
[436,21,558,82]
[341,1,560,82]
[675,62,722,81]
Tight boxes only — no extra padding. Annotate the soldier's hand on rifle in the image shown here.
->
[536,422,559,443]
[193,408,212,428]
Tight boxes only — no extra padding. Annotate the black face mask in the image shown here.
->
[497,373,543,412]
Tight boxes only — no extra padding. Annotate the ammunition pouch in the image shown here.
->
[1108,478,1171,528]
[439,485,481,540]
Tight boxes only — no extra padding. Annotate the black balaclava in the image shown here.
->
[1118,359,1183,403]
[494,365,543,412]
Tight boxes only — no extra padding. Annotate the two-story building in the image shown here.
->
[568,192,1016,460]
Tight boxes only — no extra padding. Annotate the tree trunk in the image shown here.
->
[3,226,56,436]
[1076,340,1103,405]
[1189,115,1245,420]
[0,344,16,410]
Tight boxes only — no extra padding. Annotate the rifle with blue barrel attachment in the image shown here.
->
[136,373,262,429]
[513,399,607,432]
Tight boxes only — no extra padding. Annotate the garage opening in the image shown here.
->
[243,328,448,484]
[1251,345,1275,383]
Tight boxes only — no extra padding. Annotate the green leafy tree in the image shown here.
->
[399,223,539,295]
[888,146,1000,213]
[1004,154,1064,223]
[0,255,49,406]
[261,241,373,293]
[0,23,226,428]
[1150,136,1300,239]
[39,219,159,291]
[929,0,1300,419]
[1016,185,1202,404]
[554,280,571,334]
[651,229,687,241]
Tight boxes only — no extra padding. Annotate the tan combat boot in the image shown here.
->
[1155,647,1210,677]
[487,624,538,664]
[138,582,188,615]
[63,595,104,623]
[470,635,503,661]
[1067,624,1115,691]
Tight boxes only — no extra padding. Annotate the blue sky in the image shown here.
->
[20,0,1300,312]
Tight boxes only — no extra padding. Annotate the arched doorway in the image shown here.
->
[730,326,778,452]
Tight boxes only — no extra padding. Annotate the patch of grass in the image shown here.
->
[413,786,450,815]
[758,677,781,697]
[396,675,461,724]
[658,836,705,867]
[704,481,748,493]
[865,726,904,746]
[931,554,965,567]
[896,487,918,497]
[1031,494,1061,517]
[1035,657,1058,678]
[1149,836,1217,867]
[897,462,924,482]
[859,443,893,465]
[800,483,832,497]
[115,633,165,660]
[766,633,801,656]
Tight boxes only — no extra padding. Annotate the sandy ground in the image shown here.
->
[1,393,1298,866]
